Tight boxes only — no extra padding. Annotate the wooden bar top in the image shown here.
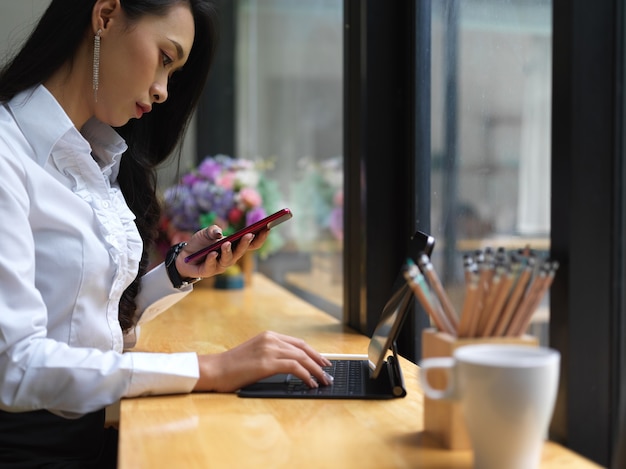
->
[118,274,600,469]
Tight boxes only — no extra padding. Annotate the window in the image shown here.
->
[235,0,344,317]
[430,0,552,344]
[199,0,624,465]
[341,0,624,466]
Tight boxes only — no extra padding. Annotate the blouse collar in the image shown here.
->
[8,85,128,181]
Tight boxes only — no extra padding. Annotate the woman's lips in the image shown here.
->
[136,103,151,118]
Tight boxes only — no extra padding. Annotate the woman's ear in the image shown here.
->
[92,0,122,35]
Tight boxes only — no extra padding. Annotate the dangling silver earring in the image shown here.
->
[93,29,102,102]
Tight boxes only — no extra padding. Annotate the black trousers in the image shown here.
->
[0,409,118,468]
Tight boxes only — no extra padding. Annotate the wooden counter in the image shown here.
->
[118,274,600,469]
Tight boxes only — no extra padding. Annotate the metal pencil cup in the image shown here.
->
[420,328,539,450]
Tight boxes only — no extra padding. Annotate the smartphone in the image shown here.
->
[184,208,293,263]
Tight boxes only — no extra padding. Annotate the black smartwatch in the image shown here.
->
[165,242,202,289]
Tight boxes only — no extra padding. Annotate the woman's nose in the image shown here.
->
[151,79,168,104]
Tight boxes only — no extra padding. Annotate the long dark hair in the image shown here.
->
[0,0,219,332]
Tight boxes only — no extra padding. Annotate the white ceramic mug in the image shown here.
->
[420,344,560,469]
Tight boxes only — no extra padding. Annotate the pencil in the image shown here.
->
[463,254,475,284]
[469,250,495,337]
[503,259,547,336]
[403,259,455,335]
[492,254,534,336]
[482,247,496,289]
[481,258,518,337]
[458,269,480,337]
[475,258,505,335]
[507,261,558,336]
[417,253,459,330]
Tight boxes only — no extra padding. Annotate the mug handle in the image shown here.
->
[419,357,457,400]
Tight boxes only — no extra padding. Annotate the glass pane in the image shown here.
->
[236,0,344,317]
[430,0,552,344]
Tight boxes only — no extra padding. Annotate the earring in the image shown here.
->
[93,29,101,102]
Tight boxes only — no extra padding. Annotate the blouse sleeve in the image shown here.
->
[123,263,193,349]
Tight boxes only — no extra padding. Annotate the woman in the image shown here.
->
[0,0,331,466]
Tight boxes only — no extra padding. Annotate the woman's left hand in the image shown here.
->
[175,225,269,279]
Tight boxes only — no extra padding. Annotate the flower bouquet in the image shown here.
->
[291,155,343,249]
[289,156,343,283]
[159,155,286,285]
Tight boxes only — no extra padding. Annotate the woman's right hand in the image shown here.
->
[193,331,333,393]
[176,225,270,280]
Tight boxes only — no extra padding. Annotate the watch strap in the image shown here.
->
[165,242,202,289]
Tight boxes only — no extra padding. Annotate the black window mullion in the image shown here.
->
[196,0,236,160]
[551,0,624,465]
[343,0,429,362]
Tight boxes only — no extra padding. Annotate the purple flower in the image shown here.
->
[329,206,343,241]
[162,155,284,260]
[197,158,222,181]
[246,206,267,226]
[181,173,202,187]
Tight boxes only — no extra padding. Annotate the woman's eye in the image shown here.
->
[162,52,173,67]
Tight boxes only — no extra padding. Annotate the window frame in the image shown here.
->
[343,0,432,361]
[342,0,625,465]
[196,0,626,464]
[550,0,625,465]
[196,0,236,157]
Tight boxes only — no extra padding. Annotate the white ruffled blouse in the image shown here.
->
[0,85,200,417]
